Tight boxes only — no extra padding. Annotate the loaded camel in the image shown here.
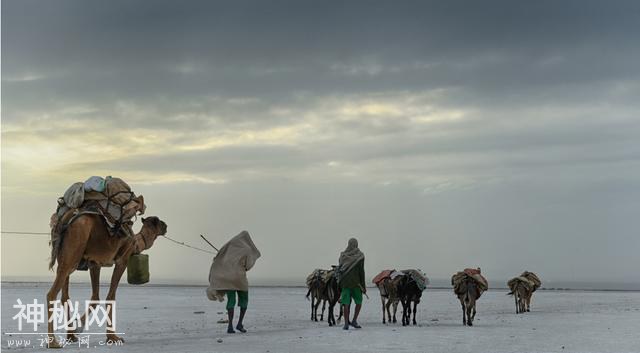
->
[305,268,343,325]
[398,273,423,326]
[46,215,167,348]
[305,269,329,321]
[375,275,401,324]
[508,271,541,313]
[322,269,343,326]
[507,277,532,314]
[452,268,487,326]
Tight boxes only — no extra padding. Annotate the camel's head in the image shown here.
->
[139,216,168,249]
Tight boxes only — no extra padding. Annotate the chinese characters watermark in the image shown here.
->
[11,298,117,332]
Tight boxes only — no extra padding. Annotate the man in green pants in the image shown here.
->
[226,290,248,333]
[206,231,261,335]
[337,237,366,330]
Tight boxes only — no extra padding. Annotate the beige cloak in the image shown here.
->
[206,231,261,301]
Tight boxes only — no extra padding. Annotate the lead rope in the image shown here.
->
[161,235,216,254]
[0,230,216,255]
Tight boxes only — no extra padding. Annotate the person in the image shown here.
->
[206,231,261,334]
[337,237,365,330]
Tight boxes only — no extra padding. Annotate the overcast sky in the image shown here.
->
[2,0,639,287]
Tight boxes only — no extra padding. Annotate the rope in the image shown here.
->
[1,230,215,256]
[161,235,216,254]
[1,231,50,235]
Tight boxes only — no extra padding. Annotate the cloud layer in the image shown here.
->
[2,0,640,285]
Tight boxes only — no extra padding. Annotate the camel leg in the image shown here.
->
[461,301,466,326]
[61,276,79,342]
[104,263,127,344]
[405,302,411,326]
[47,268,74,348]
[412,301,418,325]
[320,299,326,321]
[310,295,315,320]
[331,303,336,326]
[47,249,84,348]
[313,297,321,322]
[402,300,408,326]
[73,266,101,333]
[392,301,398,323]
[403,300,411,326]
[472,304,477,323]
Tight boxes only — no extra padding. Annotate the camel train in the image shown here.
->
[372,269,428,326]
[307,267,541,328]
[46,178,544,349]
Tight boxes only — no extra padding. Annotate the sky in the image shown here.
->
[2,0,640,288]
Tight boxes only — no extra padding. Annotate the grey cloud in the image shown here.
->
[3,0,640,285]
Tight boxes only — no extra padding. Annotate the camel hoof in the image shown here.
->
[106,335,125,344]
[47,339,63,349]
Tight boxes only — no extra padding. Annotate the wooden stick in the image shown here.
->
[200,234,219,252]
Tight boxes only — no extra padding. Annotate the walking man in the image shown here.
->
[337,237,365,330]
[206,231,261,334]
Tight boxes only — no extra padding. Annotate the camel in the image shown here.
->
[376,276,401,324]
[322,270,343,327]
[508,278,533,314]
[305,269,328,321]
[454,276,481,326]
[508,273,539,314]
[46,215,167,348]
[520,271,542,311]
[398,275,423,326]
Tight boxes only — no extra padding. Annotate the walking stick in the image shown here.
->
[200,234,219,252]
[359,284,370,299]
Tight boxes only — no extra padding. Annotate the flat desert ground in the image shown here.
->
[2,283,639,353]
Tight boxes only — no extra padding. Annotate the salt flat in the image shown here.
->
[2,283,639,353]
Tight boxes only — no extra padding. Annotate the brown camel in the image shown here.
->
[508,279,532,313]
[305,269,329,322]
[376,276,401,324]
[46,215,167,348]
[454,276,481,326]
[507,276,535,314]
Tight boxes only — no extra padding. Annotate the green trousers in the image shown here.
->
[226,290,249,309]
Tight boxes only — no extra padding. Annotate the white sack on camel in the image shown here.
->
[206,231,261,301]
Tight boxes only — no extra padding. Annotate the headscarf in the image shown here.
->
[338,238,364,277]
